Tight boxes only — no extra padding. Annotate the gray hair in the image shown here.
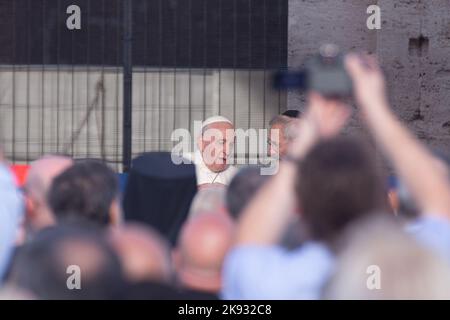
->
[324,214,450,299]
[188,187,227,220]
[269,115,299,141]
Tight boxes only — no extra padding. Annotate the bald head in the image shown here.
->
[175,214,234,293]
[26,156,73,199]
[24,155,73,231]
[109,224,172,283]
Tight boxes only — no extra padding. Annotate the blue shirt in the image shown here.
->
[0,165,23,279]
[406,215,450,263]
[222,242,334,300]
[222,216,450,300]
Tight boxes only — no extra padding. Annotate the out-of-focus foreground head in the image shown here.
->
[296,136,388,245]
[7,226,125,299]
[198,116,235,173]
[0,285,35,300]
[24,155,73,232]
[174,213,234,293]
[48,160,121,228]
[226,166,271,220]
[188,186,227,220]
[324,215,450,299]
[109,224,172,284]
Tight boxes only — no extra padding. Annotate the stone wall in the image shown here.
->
[288,0,450,154]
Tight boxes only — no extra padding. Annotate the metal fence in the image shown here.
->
[0,0,288,172]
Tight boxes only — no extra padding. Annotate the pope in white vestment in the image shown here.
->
[191,116,237,188]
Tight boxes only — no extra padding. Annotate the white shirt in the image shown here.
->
[187,151,237,186]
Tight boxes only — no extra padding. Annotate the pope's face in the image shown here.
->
[199,122,235,173]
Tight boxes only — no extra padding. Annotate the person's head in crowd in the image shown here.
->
[174,213,234,294]
[296,136,388,247]
[268,115,299,159]
[7,226,125,299]
[48,160,121,228]
[226,166,271,219]
[197,116,235,173]
[109,224,172,284]
[282,110,301,118]
[23,155,73,233]
[324,215,450,299]
[188,186,227,220]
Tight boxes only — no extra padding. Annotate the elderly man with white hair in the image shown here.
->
[187,116,237,189]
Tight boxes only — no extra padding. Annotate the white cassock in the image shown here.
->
[185,150,237,186]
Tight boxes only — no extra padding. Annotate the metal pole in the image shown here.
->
[122,0,133,172]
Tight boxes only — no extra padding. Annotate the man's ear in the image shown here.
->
[109,198,123,227]
[197,134,204,153]
[24,195,36,219]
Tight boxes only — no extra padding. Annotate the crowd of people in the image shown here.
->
[1,53,450,299]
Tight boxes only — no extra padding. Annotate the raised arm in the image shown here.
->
[346,54,450,219]
[235,94,351,245]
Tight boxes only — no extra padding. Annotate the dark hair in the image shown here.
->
[282,110,301,118]
[296,137,387,245]
[8,226,125,299]
[48,160,119,227]
[226,166,270,219]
